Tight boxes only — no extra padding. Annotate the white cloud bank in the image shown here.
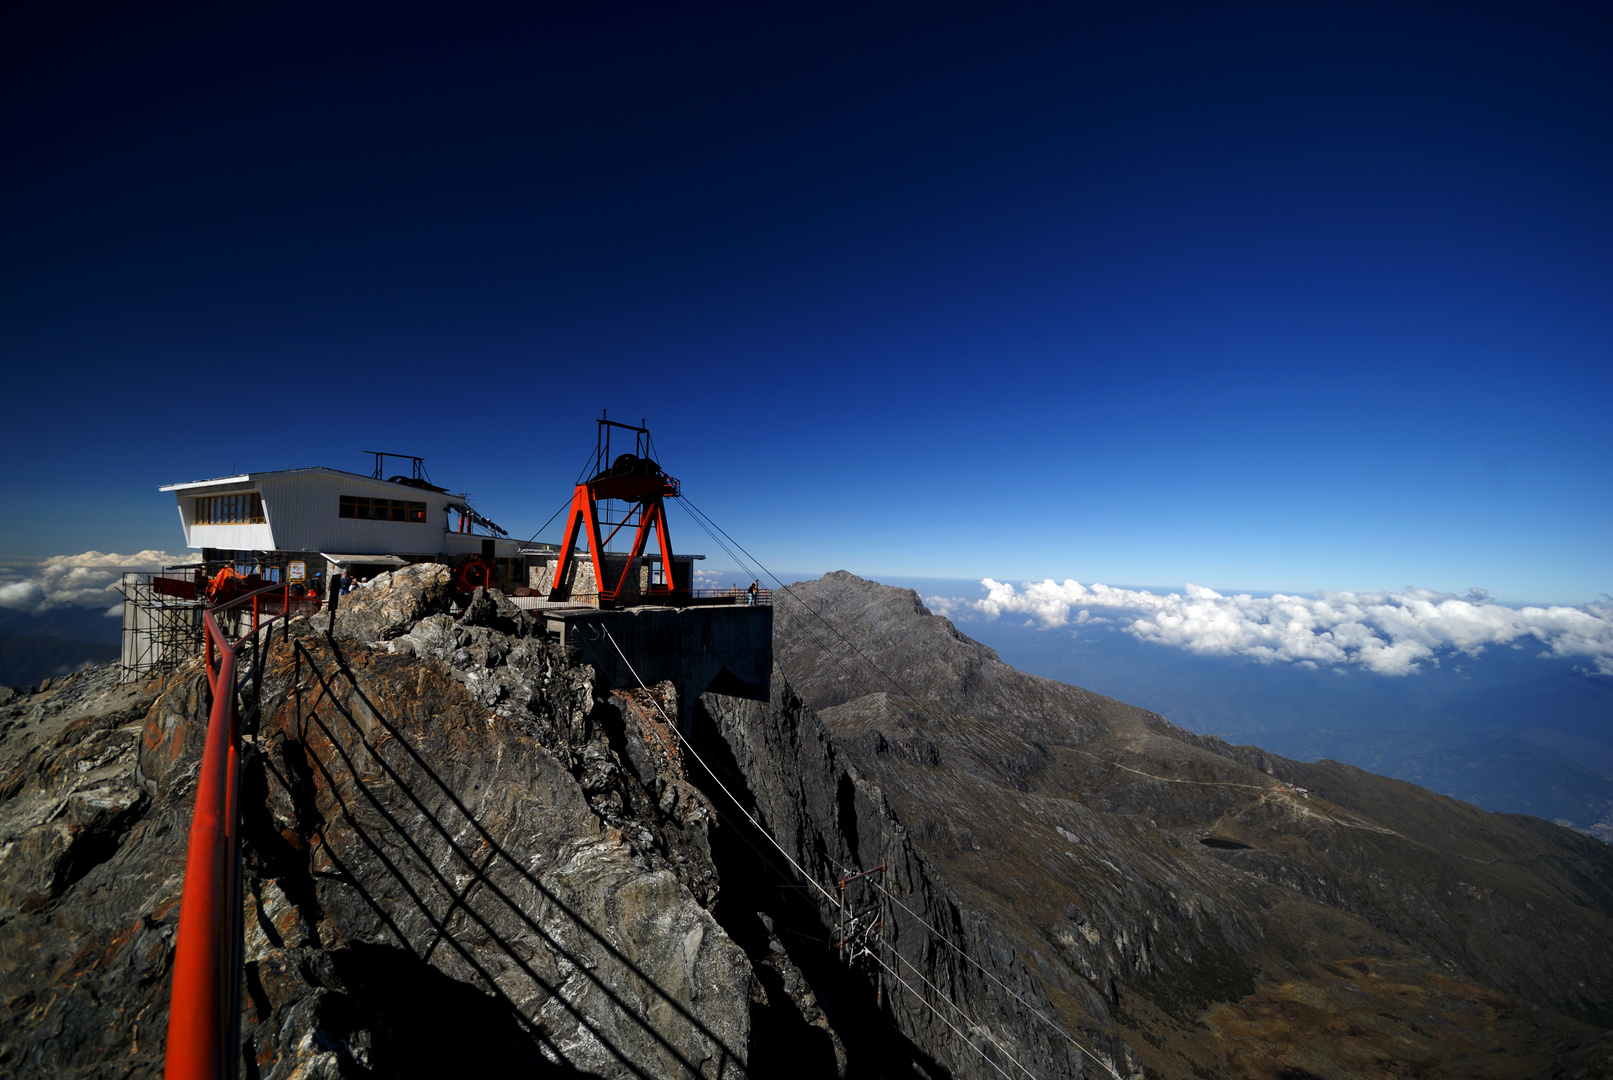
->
[0,551,191,617]
[946,579,1613,676]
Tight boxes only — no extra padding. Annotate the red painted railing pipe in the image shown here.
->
[163,617,239,1080]
[163,583,285,1080]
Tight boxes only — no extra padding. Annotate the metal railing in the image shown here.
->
[121,572,324,685]
[687,587,772,604]
[163,583,298,1080]
[159,572,761,1076]
[514,587,773,608]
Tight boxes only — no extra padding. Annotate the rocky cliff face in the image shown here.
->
[1,566,1611,1080]
[767,571,1613,1080]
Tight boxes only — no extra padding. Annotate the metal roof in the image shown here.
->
[160,467,457,495]
[320,553,410,568]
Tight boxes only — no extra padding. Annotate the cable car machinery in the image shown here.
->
[547,414,682,606]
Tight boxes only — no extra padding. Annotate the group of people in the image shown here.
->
[288,570,365,599]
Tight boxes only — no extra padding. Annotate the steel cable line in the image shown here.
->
[671,504,893,726]
[522,446,603,546]
[856,871,1122,1080]
[875,942,1042,1080]
[593,628,839,911]
[672,502,881,719]
[594,625,1040,1080]
[567,644,1025,1080]
[673,494,1126,1080]
[679,496,945,708]
[791,795,1123,1080]
[670,501,759,591]
[671,501,1122,1078]
[524,495,576,546]
[863,953,1021,1080]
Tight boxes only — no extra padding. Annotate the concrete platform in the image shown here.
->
[540,603,773,731]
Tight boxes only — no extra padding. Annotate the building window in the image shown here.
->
[340,495,427,523]
[195,492,265,525]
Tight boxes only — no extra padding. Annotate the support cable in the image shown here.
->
[595,625,1042,1080]
[524,495,576,546]
[672,495,1126,1080]
[596,630,841,912]
[860,876,1121,1080]
[679,497,932,707]
[863,952,1020,1080]
[874,944,1042,1080]
[524,446,609,546]
[673,510,894,723]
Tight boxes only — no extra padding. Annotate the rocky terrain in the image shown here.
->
[769,572,1613,1079]
[0,566,1609,1079]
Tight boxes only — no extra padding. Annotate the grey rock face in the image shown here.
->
[0,665,184,1078]
[246,627,750,1079]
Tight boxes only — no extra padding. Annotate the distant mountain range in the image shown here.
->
[901,586,1613,841]
[0,607,121,689]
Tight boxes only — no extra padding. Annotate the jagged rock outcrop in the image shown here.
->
[0,664,196,1078]
[315,562,457,644]
[235,627,748,1078]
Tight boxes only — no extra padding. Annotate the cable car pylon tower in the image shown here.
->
[547,413,681,607]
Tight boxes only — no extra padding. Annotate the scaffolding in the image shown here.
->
[119,571,208,684]
[119,568,321,683]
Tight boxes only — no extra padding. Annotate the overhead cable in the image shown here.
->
[595,625,1040,1080]
[672,494,1126,1080]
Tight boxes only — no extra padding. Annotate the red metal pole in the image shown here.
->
[581,489,607,602]
[164,623,236,1080]
[222,715,243,1071]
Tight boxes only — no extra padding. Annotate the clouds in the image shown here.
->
[961,578,1613,676]
[0,551,190,616]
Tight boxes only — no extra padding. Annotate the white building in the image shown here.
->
[159,462,701,596]
[160,466,538,584]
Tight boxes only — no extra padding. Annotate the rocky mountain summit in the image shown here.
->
[0,566,1610,1079]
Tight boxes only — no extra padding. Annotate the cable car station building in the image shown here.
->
[162,463,517,583]
[158,451,698,596]
[143,431,769,732]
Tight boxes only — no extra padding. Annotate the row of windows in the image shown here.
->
[340,495,428,522]
[195,493,265,525]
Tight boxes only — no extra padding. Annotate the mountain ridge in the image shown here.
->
[773,570,1613,1078]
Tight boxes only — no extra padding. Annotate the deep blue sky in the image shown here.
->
[4,2,1610,602]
